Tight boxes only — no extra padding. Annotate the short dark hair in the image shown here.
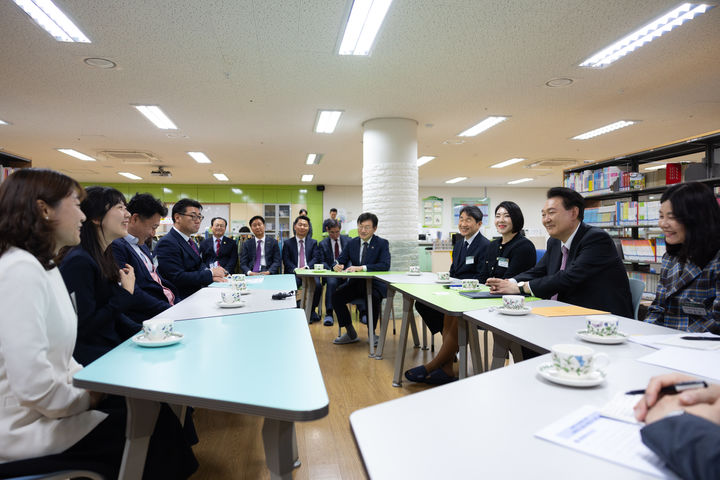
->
[249,215,265,226]
[293,215,310,227]
[459,205,483,223]
[211,217,227,228]
[325,219,340,230]
[299,208,308,215]
[357,212,378,228]
[172,198,202,223]
[547,187,585,221]
[330,208,337,213]
[661,182,720,268]
[495,201,524,233]
[127,193,167,219]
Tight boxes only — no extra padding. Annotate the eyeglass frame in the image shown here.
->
[178,212,205,221]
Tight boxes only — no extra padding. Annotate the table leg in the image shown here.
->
[366,278,375,357]
[467,325,483,375]
[409,310,420,348]
[392,296,414,387]
[375,287,396,359]
[262,418,296,480]
[118,398,161,480]
[304,277,315,324]
[490,335,511,370]
[457,316,468,379]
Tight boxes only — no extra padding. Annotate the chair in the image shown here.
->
[535,249,546,263]
[628,278,645,320]
[7,471,105,480]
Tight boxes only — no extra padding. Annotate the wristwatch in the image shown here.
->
[517,281,528,295]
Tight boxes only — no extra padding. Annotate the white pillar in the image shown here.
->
[362,118,419,272]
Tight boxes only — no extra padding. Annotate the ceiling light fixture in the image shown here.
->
[457,116,508,137]
[301,174,314,182]
[187,152,212,164]
[314,110,343,133]
[299,189,308,193]
[507,178,534,185]
[580,3,714,68]
[0,119,8,125]
[163,188,173,194]
[491,157,525,169]
[231,188,243,194]
[12,0,91,43]
[83,57,116,69]
[417,156,435,167]
[57,148,95,161]
[118,172,142,180]
[338,0,394,55]
[306,153,323,165]
[445,177,467,184]
[133,105,178,130]
[213,173,229,181]
[572,121,636,140]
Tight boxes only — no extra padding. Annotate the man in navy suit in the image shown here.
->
[239,215,282,275]
[331,212,391,345]
[318,219,351,326]
[156,199,227,299]
[111,193,180,323]
[282,215,322,322]
[200,217,238,273]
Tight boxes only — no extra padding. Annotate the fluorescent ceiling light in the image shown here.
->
[301,174,314,182]
[231,188,243,194]
[580,3,713,68]
[491,157,525,169]
[188,152,211,164]
[644,164,667,171]
[12,0,91,43]
[507,178,534,185]
[213,173,229,181]
[445,177,467,184]
[306,153,323,165]
[0,119,8,125]
[118,172,142,180]
[163,188,173,194]
[417,156,435,167]
[572,121,636,140]
[314,110,343,133]
[57,148,95,161]
[299,189,308,193]
[338,0,394,55]
[458,116,508,137]
[134,105,178,130]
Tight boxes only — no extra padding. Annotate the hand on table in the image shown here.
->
[345,266,364,272]
[485,278,519,294]
[213,275,228,282]
[634,373,720,424]
[333,264,344,272]
[248,271,270,276]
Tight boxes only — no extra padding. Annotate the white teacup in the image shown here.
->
[462,279,480,290]
[142,318,174,341]
[231,279,248,292]
[586,315,619,337]
[502,295,525,310]
[409,265,420,274]
[437,272,450,281]
[314,264,325,271]
[550,343,610,377]
[221,289,243,304]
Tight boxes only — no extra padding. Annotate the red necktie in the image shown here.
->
[334,240,340,259]
[215,238,220,256]
[188,238,200,256]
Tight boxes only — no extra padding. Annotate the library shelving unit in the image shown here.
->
[0,151,32,184]
[563,130,720,299]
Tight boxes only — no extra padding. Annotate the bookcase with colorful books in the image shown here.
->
[0,151,32,185]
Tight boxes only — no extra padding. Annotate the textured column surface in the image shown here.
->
[362,118,419,279]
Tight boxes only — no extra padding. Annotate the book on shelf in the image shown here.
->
[620,239,658,263]
[1,165,19,184]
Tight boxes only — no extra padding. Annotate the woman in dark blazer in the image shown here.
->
[645,182,720,333]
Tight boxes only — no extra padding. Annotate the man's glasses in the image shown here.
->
[179,213,204,221]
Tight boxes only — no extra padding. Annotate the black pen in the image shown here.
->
[681,336,720,341]
[626,380,708,396]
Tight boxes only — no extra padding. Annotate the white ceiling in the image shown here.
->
[1,0,719,188]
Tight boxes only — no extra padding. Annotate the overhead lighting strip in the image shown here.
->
[118,172,142,180]
[445,177,467,184]
[572,121,636,140]
[458,116,508,137]
[57,148,95,161]
[491,157,525,169]
[301,174,314,182]
[188,152,212,164]
[314,110,343,134]
[213,173,229,181]
[507,178,533,185]
[134,105,178,130]
[338,0,394,55]
[12,0,91,43]
[417,156,435,167]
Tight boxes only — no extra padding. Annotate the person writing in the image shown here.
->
[644,182,720,332]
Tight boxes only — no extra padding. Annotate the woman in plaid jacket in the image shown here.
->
[645,182,720,332]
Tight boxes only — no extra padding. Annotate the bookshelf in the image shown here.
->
[0,151,32,184]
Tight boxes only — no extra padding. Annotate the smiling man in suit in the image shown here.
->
[200,217,238,273]
[239,215,282,275]
[283,215,322,322]
[318,219,351,326]
[331,212,391,345]
[155,198,227,298]
[111,193,180,323]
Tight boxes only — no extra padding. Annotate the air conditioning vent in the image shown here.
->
[526,158,578,169]
[100,150,159,164]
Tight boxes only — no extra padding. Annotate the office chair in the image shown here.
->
[628,278,645,320]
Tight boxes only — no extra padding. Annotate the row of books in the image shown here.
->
[585,200,661,227]
[564,166,646,194]
[0,166,19,184]
[628,271,659,296]
[620,238,666,263]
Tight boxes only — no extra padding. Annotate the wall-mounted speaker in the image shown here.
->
[316,185,325,191]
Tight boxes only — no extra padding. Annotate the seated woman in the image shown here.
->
[644,182,720,333]
[0,169,197,478]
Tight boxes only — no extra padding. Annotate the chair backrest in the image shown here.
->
[535,249,546,264]
[6,470,105,480]
[628,278,645,320]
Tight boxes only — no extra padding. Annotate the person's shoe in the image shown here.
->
[360,313,368,325]
[370,333,379,348]
[310,312,320,323]
[404,365,428,383]
[333,332,359,345]
[425,368,458,385]
[323,315,334,326]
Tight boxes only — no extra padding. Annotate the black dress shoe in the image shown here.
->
[310,312,320,323]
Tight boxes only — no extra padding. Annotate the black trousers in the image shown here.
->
[332,279,382,331]
[414,302,444,334]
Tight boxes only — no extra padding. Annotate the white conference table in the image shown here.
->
[74,309,329,480]
[351,354,680,480]
[208,273,297,291]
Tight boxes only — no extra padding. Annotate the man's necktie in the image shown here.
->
[360,242,368,265]
[334,240,340,260]
[140,244,174,305]
[188,238,200,256]
[253,240,262,272]
[299,240,306,268]
[551,245,570,301]
[215,238,220,256]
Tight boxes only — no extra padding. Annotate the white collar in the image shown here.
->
[561,223,581,251]
[464,229,480,246]
[173,226,191,242]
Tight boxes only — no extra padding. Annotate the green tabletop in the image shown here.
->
[391,283,520,315]
[294,268,397,278]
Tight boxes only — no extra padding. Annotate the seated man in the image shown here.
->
[200,216,238,273]
[322,208,342,232]
[111,193,180,323]
[405,205,489,385]
[487,187,632,318]
[331,212,391,345]
[156,198,226,298]
[318,219,351,326]
[283,215,322,323]
[239,215,282,275]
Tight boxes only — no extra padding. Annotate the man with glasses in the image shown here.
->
[156,198,227,298]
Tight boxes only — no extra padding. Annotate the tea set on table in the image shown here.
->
[132,318,182,347]
[218,274,250,308]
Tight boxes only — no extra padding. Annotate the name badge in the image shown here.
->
[465,256,474,265]
[681,299,707,316]
[498,257,509,268]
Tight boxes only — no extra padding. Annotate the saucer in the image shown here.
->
[217,300,247,308]
[576,329,628,345]
[536,362,606,387]
[496,306,532,316]
[407,272,422,276]
[435,279,452,284]
[132,332,183,348]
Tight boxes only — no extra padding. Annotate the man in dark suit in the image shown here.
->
[239,215,282,275]
[318,219,351,326]
[282,215,322,322]
[156,198,227,299]
[405,205,490,385]
[200,216,238,273]
[331,212,391,345]
[487,186,632,317]
[322,208,342,232]
[111,193,180,323]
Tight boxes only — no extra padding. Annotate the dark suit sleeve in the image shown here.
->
[267,239,282,274]
[282,240,297,273]
[504,239,538,279]
[515,238,553,282]
[308,240,322,267]
[641,413,720,480]
[239,240,253,274]
[366,238,391,271]
[337,242,351,267]
[155,236,212,291]
[199,238,214,265]
[222,238,238,273]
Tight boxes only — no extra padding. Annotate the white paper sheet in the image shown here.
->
[638,347,720,381]
[628,332,720,351]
